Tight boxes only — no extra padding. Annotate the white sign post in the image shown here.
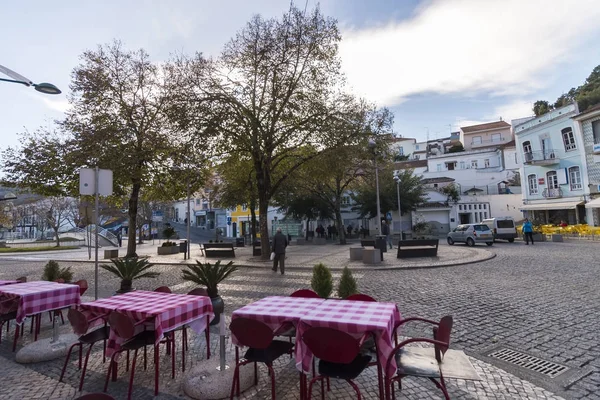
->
[80,168,113,300]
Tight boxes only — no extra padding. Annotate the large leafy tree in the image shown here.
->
[170,6,361,258]
[1,42,206,257]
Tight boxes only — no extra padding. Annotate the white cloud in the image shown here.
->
[339,0,600,105]
[39,96,71,113]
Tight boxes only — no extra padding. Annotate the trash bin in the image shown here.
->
[375,235,386,261]
[252,240,262,256]
[235,237,245,247]
[179,240,188,254]
[400,231,406,240]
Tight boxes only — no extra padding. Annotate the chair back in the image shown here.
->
[346,293,377,302]
[302,327,359,364]
[107,312,136,340]
[75,393,116,400]
[0,298,18,314]
[75,279,88,296]
[187,288,209,296]
[67,309,90,335]
[290,289,320,298]
[230,318,273,349]
[433,315,453,362]
[154,286,172,293]
[16,276,27,283]
[54,278,65,283]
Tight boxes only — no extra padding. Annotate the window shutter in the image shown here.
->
[557,168,568,185]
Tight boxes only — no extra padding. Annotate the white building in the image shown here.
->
[515,103,590,224]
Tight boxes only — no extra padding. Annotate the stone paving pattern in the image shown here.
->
[0,240,598,398]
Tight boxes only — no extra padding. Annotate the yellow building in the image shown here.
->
[227,205,260,238]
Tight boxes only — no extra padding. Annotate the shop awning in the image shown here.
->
[520,201,582,211]
[585,198,600,208]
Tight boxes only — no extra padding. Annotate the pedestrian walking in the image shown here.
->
[272,227,288,275]
[326,224,332,239]
[382,220,392,249]
[523,218,534,245]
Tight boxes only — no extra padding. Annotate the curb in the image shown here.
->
[4,249,497,272]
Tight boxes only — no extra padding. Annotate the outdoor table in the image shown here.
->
[0,280,81,325]
[295,299,401,400]
[79,290,214,357]
[230,295,326,345]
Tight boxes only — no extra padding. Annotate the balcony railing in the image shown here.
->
[523,150,559,165]
[471,137,505,147]
[542,188,563,199]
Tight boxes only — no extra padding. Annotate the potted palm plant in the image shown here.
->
[182,260,237,325]
[100,257,160,293]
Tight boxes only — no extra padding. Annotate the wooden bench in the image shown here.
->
[360,239,376,247]
[203,242,235,258]
[397,239,439,258]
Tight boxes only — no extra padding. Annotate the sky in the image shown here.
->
[1,0,599,151]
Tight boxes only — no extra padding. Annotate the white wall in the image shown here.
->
[461,193,524,221]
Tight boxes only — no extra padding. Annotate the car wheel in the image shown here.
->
[447,237,454,245]
[466,238,475,247]
[486,242,493,246]
[508,238,515,243]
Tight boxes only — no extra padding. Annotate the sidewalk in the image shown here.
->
[0,239,495,271]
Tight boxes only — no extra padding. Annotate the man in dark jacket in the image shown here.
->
[272,228,288,274]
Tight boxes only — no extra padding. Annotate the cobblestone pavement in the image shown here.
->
[0,240,597,399]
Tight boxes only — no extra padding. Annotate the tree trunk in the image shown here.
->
[335,209,346,245]
[258,195,270,260]
[53,226,61,247]
[126,182,141,258]
[250,203,257,243]
[305,218,310,240]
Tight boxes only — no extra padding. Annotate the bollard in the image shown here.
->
[217,312,229,371]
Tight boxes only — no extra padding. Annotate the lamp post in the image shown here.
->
[368,139,382,235]
[0,65,61,95]
[394,174,402,239]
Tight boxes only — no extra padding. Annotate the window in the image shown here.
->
[528,174,538,195]
[437,164,442,172]
[491,133,502,142]
[341,196,351,205]
[484,212,488,219]
[562,127,576,151]
[484,159,490,168]
[497,220,515,228]
[472,136,482,145]
[398,146,404,156]
[471,160,478,169]
[593,120,600,144]
[196,199,201,205]
[446,162,455,170]
[414,155,420,160]
[547,171,558,189]
[522,141,532,161]
[569,166,582,190]
[242,204,247,211]
[459,161,466,169]
[415,144,420,150]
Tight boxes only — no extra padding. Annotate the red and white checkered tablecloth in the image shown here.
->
[295,299,401,378]
[80,290,214,357]
[231,296,326,345]
[0,281,81,324]
[0,280,19,286]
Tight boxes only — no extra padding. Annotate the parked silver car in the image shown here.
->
[447,224,494,247]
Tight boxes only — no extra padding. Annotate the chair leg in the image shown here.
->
[235,347,241,397]
[347,379,362,400]
[154,344,160,396]
[182,329,186,372]
[79,343,95,391]
[307,376,323,400]
[429,377,450,400]
[59,342,80,382]
[254,362,258,386]
[30,316,34,334]
[321,375,325,400]
[267,364,276,400]
[171,333,176,379]
[126,350,130,372]
[144,345,147,370]
[79,342,83,370]
[127,349,138,400]
[12,324,19,352]
[229,364,240,400]
[104,352,120,392]
[205,318,211,359]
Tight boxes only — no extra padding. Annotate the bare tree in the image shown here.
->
[36,197,77,247]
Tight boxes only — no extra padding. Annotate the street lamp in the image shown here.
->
[393,173,402,239]
[0,64,61,95]
[368,138,383,235]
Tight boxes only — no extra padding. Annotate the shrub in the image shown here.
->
[337,266,358,299]
[311,263,333,298]
[41,260,74,283]
[162,225,177,246]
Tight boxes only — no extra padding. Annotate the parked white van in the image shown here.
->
[481,217,517,242]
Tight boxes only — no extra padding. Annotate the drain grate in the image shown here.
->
[489,348,568,378]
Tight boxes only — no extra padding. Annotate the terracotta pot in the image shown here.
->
[117,279,134,294]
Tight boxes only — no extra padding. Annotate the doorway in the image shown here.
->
[459,213,471,224]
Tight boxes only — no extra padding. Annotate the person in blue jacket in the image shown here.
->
[522,218,534,245]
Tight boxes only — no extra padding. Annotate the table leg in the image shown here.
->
[12,324,19,352]
[111,360,118,381]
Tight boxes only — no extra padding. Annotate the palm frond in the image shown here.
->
[181,260,237,297]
